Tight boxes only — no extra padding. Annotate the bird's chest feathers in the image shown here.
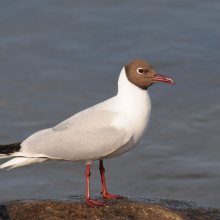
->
[114,91,151,143]
[127,97,150,142]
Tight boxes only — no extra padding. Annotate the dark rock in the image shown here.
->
[0,196,220,220]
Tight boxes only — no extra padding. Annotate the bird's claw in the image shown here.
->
[103,193,127,199]
[86,199,107,208]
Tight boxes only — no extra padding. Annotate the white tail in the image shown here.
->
[0,157,47,170]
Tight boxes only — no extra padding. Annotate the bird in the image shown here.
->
[0,59,174,208]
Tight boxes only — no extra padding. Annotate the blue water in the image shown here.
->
[0,0,220,208]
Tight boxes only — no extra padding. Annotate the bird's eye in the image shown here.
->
[137,68,144,74]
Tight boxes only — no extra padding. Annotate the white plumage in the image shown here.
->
[0,59,175,208]
[0,67,151,169]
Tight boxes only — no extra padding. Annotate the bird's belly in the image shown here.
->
[101,140,135,159]
[101,121,148,159]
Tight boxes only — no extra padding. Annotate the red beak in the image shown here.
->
[151,74,175,84]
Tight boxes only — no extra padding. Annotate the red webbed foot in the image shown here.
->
[86,198,107,208]
[102,193,127,199]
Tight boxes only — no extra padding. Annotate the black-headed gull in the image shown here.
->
[0,59,174,207]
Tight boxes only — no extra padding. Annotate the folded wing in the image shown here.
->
[20,109,133,163]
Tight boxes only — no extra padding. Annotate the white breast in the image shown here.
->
[100,68,151,159]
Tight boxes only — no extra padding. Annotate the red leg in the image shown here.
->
[99,160,127,199]
[85,164,106,208]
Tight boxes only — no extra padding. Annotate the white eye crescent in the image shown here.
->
[137,68,144,74]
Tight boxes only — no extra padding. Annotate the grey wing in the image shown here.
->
[20,110,133,163]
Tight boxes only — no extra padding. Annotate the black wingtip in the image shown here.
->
[0,142,22,154]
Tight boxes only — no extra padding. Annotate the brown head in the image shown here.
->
[125,59,175,90]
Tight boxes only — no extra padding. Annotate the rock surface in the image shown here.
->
[0,196,220,220]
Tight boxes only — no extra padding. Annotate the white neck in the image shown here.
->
[117,67,146,97]
[115,67,151,124]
